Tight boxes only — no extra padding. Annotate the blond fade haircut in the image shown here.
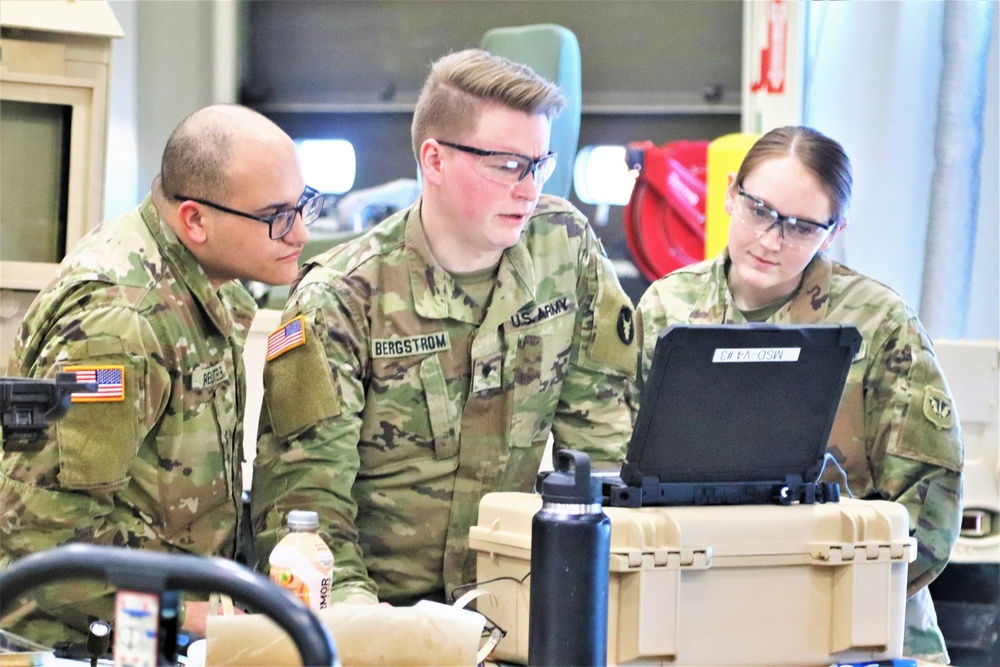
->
[411,48,566,158]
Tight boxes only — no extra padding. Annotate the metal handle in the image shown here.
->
[0,544,338,666]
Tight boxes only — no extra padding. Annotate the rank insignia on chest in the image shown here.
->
[267,316,307,361]
[65,365,125,402]
[472,354,503,393]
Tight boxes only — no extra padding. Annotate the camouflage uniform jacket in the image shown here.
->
[636,249,963,662]
[1,195,255,644]
[253,195,636,606]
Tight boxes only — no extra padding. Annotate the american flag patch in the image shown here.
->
[66,365,125,403]
[266,316,307,361]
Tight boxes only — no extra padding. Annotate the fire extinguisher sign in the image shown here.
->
[752,0,787,94]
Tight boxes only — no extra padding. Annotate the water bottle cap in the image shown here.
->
[286,510,320,530]
[540,450,601,504]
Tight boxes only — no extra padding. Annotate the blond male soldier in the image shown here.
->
[1,104,321,645]
[252,49,636,606]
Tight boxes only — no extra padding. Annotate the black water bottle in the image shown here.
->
[528,449,611,667]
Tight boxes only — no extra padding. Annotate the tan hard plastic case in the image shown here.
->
[470,494,914,666]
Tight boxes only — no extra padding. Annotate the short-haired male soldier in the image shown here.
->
[252,50,636,606]
[1,104,320,644]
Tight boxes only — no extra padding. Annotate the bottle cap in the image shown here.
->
[287,510,320,530]
[540,450,601,504]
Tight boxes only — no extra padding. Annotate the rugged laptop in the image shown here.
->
[605,323,862,507]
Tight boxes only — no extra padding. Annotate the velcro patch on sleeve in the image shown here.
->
[65,365,125,402]
[264,315,341,440]
[57,356,141,488]
[266,316,307,361]
[584,256,638,376]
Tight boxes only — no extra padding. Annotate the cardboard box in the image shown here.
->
[469,494,914,666]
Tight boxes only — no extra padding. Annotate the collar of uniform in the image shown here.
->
[218,281,258,346]
[140,194,240,337]
[478,241,535,335]
[405,199,536,324]
[687,248,739,324]
[785,252,832,323]
[708,248,833,325]
[405,200,468,321]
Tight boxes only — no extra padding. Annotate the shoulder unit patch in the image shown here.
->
[922,385,955,430]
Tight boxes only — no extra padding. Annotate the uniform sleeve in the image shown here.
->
[865,318,964,597]
[250,279,379,605]
[550,228,637,465]
[0,301,168,642]
[631,280,674,421]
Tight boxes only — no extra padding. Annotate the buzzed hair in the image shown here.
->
[411,49,566,158]
[159,105,274,201]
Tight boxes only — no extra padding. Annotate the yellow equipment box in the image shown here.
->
[469,493,914,666]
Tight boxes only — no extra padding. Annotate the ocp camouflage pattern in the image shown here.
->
[252,194,636,606]
[1,195,255,645]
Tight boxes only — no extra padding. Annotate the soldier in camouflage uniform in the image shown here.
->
[1,105,319,645]
[252,49,636,606]
[635,127,962,663]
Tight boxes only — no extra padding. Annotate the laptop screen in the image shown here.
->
[622,324,861,489]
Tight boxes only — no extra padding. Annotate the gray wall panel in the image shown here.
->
[243,0,743,283]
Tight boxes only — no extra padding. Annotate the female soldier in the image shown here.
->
[635,126,962,664]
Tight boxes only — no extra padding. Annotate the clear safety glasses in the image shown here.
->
[438,140,557,187]
[736,187,837,249]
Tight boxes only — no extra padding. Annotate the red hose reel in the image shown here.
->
[623,140,709,282]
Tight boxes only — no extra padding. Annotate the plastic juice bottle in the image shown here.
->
[269,510,334,611]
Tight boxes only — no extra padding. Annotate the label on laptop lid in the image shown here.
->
[712,347,800,363]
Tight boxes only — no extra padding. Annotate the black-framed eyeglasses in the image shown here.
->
[736,186,836,248]
[437,140,557,186]
[172,186,325,239]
